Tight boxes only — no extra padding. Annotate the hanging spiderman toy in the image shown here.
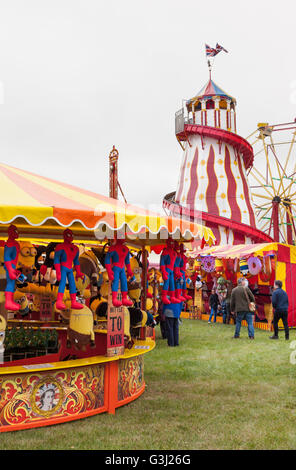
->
[4,224,24,311]
[54,229,84,310]
[174,241,186,302]
[160,238,179,305]
[179,243,192,300]
[105,238,134,308]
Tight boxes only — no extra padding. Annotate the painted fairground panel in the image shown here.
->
[118,356,144,402]
[0,364,105,429]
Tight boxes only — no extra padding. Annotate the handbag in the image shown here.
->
[244,287,256,312]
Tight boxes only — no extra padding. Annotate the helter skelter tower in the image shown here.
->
[163,65,273,246]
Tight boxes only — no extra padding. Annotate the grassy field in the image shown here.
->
[1,319,296,450]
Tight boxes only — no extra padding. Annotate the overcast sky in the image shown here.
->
[0,0,295,213]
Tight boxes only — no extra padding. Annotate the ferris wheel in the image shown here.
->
[247,120,296,245]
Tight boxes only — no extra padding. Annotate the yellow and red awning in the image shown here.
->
[0,163,215,246]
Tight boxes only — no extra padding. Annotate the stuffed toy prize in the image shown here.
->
[104,238,134,308]
[4,225,23,311]
[54,229,84,310]
[160,238,179,305]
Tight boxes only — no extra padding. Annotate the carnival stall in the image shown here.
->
[0,163,215,432]
[185,242,296,329]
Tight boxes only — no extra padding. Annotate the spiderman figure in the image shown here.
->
[4,225,21,311]
[160,238,179,305]
[54,229,84,310]
[174,241,186,302]
[105,238,134,307]
[179,243,192,300]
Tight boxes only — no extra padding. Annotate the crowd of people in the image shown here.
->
[158,276,290,346]
[209,277,289,340]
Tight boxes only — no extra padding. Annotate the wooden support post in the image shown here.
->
[152,270,157,315]
[109,146,119,200]
[140,247,148,340]
[272,198,280,242]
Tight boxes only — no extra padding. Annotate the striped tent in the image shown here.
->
[193,242,296,327]
[0,163,215,246]
[187,78,237,106]
[188,243,280,259]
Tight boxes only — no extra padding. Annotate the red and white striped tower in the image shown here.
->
[163,73,273,245]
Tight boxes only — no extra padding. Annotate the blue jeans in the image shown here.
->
[234,312,254,338]
[209,306,217,323]
[165,317,179,346]
[111,266,128,293]
[58,265,77,294]
[223,303,230,324]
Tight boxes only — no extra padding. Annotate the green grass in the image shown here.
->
[1,319,296,450]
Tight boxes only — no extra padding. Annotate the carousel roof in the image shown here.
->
[0,163,215,246]
[187,78,236,105]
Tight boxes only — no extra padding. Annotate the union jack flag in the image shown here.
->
[216,43,228,53]
[205,43,218,57]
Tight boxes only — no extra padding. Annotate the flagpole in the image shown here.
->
[207,59,212,80]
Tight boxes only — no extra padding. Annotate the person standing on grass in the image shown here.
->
[163,301,182,347]
[208,289,219,323]
[270,280,289,340]
[230,277,256,339]
[222,298,228,324]
[225,281,233,324]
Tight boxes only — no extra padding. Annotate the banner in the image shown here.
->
[106,289,125,357]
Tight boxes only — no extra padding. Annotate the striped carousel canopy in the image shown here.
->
[0,163,215,246]
[188,243,280,259]
[187,78,237,107]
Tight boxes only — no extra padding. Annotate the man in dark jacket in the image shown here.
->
[230,277,256,339]
[270,280,289,340]
[208,289,219,323]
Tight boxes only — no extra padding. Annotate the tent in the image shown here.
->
[192,242,296,327]
[0,163,215,247]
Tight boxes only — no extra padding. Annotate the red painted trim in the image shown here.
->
[224,146,242,222]
[237,153,256,228]
[0,384,147,433]
[176,125,254,169]
[116,383,146,408]
[206,146,219,215]
[211,225,221,245]
[0,357,148,432]
[0,405,108,433]
[271,201,280,241]
[163,196,274,243]
[186,148,199,207]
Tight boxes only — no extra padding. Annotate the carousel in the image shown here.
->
[0,161,215,432]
